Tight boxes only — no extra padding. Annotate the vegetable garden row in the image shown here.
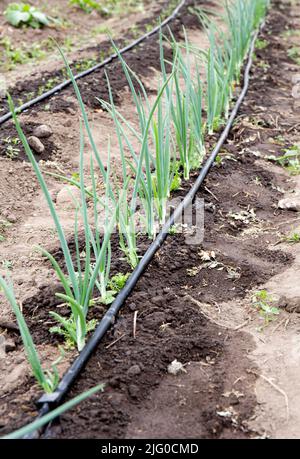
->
[0,0,271,438]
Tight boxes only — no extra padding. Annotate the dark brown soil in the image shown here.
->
[1,0,299,440]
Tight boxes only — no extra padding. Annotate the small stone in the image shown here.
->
[283,297,300,313]
[65,107,76,115]
[127,365,141,377]
[128,384,139,398]
[2,363,27,392]
[109,376,121,388]
[278,197,300,212]
[56,185,81,208]
[33,124,53,139]
[145,311,166,327]
[152,295,164,306]
[205,202,216,213]
[6,213,17,223]
[167,359,187,376]
[63,119,72,128]
[128,302,136,311]
[28,136,45,154]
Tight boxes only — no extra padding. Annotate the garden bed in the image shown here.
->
[1,0,300,440]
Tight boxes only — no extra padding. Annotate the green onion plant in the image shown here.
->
[0,275,61,393]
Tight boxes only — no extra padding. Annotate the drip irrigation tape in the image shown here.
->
[0,0,186,126]
[25,23,262,439]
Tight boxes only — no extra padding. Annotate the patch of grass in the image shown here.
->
[0,37,47,70]
[73,57,98,72]
[37,76,62,96]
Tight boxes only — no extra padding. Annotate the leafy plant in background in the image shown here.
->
[0,275,62,392]
[4,3,50,28]
[69,0,143,16]
[69,0,103,14]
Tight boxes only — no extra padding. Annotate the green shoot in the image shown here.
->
[252,290,280,325]
[283,232,300,244]
[0,275,61,393]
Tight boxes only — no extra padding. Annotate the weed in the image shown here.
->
[276,145,300,175]
[3,136,20,159]
[255,38,268,49]
[37,77,62,96]
[108,272,130,292]
[215,155,223,167]
[283,232,300,244]
[252,290,280,324]
[187,266,200,277]
[169,225,179,235]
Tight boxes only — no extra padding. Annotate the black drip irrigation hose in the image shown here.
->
[0,0,186,127]
[22,23,263,440]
